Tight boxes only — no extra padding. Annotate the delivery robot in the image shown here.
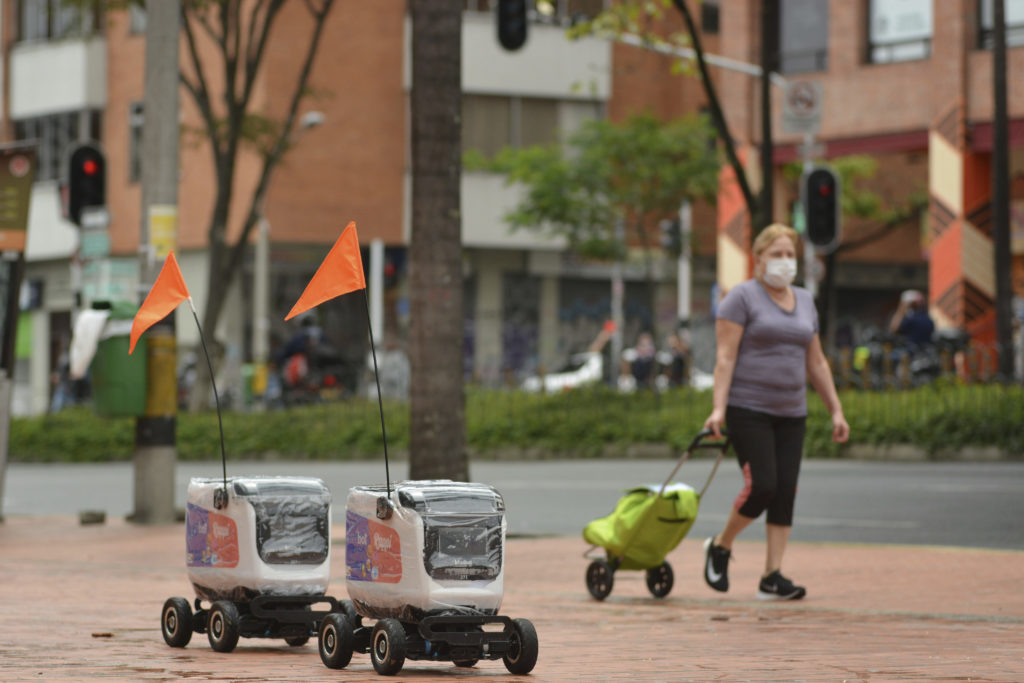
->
[160,476,342,652]
[316,480,539,675]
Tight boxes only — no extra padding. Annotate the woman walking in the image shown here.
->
[703,223,849,600]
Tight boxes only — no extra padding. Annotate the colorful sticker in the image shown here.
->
[346,510,402,583]
[186,502,239,568]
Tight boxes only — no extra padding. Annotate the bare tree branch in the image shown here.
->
[181,6,222,168]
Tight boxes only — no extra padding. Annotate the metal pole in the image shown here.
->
[370,238,384,339]
[801,133,818,300]
[677,200,692,323]
[610,218,625,384]
[134,0,181,524]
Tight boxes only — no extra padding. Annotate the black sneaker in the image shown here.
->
[702,537,730,592]
[756,570,806,601]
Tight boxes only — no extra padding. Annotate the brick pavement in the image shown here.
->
[1,515,1022,682]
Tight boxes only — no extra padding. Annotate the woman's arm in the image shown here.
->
[703,318,744,438]
[806,334,850,443]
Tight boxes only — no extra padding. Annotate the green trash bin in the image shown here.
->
[91,301,148,418]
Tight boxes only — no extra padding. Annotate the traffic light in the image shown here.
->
[659,218,682,258]
[497,0,528,51]
[68,143,106,227]
[801,165,841,252]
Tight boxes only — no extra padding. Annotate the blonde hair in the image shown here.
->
[752,223,800,258]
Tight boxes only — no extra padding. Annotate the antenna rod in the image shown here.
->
[362,291,391,497]
[189,299,228,504]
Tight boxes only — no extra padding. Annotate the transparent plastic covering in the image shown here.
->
[185,476,332,602]
[345,480,506,622]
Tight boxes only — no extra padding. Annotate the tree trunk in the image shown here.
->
[992,0,1014,379]
[408,2,468,481]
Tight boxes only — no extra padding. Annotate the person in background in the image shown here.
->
[620,331,658,391]
[659,329,690,388]
[889,289,935,353]
[702,223,849,601]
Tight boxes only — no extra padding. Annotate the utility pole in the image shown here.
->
[134,0,181,524]
[759,0,778,232]
[992,0,1014,380]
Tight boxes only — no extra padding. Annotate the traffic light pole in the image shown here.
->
[133,0,181,525]
[801,133,818,300]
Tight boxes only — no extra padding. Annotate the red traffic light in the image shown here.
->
[82,159,99,175]
[816,183,832,196]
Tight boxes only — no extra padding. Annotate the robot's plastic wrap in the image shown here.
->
[186,476,332,602]
[345,480,506,623]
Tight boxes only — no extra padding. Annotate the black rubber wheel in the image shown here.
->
[370,618,407,676]
[284,634,309,647]
[646,561,674,598]
[161,597,193,648]
[453,659,478,668]
[318,612,354,669]
[502,618,539,675]
[207,600,240,653]
[586,559,614,600]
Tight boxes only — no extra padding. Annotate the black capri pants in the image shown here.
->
[725,405,807,527]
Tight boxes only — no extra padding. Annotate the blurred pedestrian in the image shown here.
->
[702,223,849,601]
[888,289,935,352]
[619,331,657,391]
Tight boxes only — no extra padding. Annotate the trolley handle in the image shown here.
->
[687,428,730,453]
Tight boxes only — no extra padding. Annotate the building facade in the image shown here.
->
[3,0,1020,416]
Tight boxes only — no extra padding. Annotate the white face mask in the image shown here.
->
[762,257,797,288]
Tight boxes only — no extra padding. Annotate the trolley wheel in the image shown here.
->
[161,597,193,648]
[646,561,674,598]
[370,618,407,676]
[318,612,354,669]
[502,618,539,675]
[586,559,615,600]
[207,600,240,653]
[284,634,309,647]
[453,658,478,668]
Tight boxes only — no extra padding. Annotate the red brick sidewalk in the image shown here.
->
[1,516,1021,682]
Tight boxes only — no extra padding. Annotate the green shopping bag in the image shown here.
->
[583,483,700,570]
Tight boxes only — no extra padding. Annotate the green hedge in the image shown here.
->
[7,383,1023,463]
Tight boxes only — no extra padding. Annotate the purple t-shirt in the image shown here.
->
[716,279,818,417]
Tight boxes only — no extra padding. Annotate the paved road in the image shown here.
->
[4,457,1023,549]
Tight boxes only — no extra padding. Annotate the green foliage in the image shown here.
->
[10,384,1022,463]
[474,113,718,261]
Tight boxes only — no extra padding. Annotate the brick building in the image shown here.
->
[2,0,1021,415]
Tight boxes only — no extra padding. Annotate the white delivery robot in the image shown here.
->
[161,476,343,652]
[316,480,538,675]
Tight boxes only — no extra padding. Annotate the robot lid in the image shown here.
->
[352,480,504,514]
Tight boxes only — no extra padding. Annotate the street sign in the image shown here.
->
[0,145,36,252]
[782,80,823,135]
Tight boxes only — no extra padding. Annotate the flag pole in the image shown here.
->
[187,298,229,509]
[362,290,391,498]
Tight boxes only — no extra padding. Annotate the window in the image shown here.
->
[701,0,720,34]
[463,95,570,157]
[18,0,102,42]
[13,111,102,182]
[129,102,144,183]
[778,0,829,73]
[129,3,147,34]
[978,0,1024,48]
[868,0,932,64]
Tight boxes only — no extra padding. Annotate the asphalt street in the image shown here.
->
[4,457,1023,550]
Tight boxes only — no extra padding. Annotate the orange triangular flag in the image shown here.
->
[285,222,366,320]
[129,251,191,354]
